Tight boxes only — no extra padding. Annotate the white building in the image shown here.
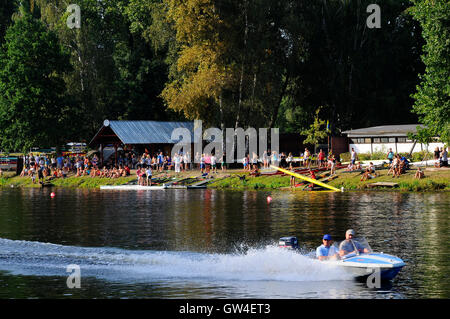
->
[342,124,444,154]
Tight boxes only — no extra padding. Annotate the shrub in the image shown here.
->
[411,151,433,162]
[340,152,350,162]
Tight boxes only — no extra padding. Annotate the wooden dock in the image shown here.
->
[367,182,399,188]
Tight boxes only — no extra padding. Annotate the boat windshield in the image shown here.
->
[332,237,373,258]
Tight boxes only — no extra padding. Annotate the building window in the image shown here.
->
[373,138,381,143]
[364,138,371,144]
[397,137,407,143]
[381,138,389,143]
[388,137,396,143]
[351,138,366,144]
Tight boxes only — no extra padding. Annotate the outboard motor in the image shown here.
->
[278,236,299,250]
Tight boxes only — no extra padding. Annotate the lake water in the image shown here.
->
[0,188,449,299]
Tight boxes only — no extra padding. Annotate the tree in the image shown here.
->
[300,107,328,152]
[409,0,450,144]
[35,0,175,140]
[161,0,304,132]
[160,0,234,128]
[0,0,18,44]
[278,0,424,135]
[0,7,71,152]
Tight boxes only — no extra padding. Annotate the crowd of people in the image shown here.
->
[434,147,448,167]
[19,153,131,184]
[14,145,447,184]
[16,147,338,184]
[241,148,337,172]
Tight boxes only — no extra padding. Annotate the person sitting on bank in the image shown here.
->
[368,162,376,175]
[339,229,369,257]
[360,168,375,181]
[316,234,339,261]
[415,167,425,179]
[250,165,260,177]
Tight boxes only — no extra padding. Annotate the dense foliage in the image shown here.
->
[0,0,447,151]
[409,0,450,144]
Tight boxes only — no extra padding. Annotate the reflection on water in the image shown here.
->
[0,188,448,298]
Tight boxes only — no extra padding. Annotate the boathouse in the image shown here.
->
[342,124,444,154]
[89,119,195,165]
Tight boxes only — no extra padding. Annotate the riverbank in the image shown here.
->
[1,167,449,191]
[207,167,450,191]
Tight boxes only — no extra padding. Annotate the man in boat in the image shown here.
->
[316,234,339,261]
[339,229,369,257]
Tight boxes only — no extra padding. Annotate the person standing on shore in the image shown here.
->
[318,149,325,168]
[304,148,310,168]
[440,147,448,167]
[221,153,227,171]
[351,148,358,165]
[387,148,394,164]
[146,165,152,186]
[211,153,217,173]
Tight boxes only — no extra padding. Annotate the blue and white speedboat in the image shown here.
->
[328,237,405,280]
[278,236,405,280]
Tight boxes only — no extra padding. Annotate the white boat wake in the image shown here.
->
[0,237,353,283]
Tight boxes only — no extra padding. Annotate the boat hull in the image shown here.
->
[329,253,405,281]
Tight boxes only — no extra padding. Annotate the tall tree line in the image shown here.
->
[0,0,447,152]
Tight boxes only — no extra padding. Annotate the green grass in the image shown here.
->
[0,174,136,189]
[209,168,449,192]
[327,168,450,191]
[208,173,291,190]
[2,167,449,191]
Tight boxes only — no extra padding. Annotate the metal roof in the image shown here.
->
[91,120,194,145]
[342,124,424,137]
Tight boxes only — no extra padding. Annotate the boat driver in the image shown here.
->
[316,234,339,261]
[338,229,369,257]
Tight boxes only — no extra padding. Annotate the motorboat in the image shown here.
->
[278,236,405,281]
[328,237,405,280]
[278,236,300,250]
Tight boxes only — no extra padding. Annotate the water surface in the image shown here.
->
[0,188,448,298]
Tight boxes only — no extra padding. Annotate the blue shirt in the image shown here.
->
[316,245,338,258]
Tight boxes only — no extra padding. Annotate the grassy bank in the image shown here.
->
[1,167,449,191]
[208,173,291,190]
[0,172,136,188]
[327,169,450,191]
[208,168,450,191]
